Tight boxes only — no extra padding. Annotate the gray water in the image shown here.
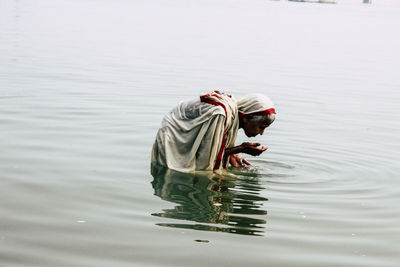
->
[1,0,400,266]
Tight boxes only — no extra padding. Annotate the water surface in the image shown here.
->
[1,0,400,266]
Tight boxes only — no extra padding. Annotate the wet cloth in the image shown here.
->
[151,91,275,172]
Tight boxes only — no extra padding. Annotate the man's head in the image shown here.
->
[237,93,276,137]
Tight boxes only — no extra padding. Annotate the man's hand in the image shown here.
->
[229,154,251,168]
[241,142,268,156]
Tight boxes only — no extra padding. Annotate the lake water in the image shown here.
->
[1,0,400,266]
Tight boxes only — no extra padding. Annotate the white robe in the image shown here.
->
[152,93,239,172]
[151,92,275,173]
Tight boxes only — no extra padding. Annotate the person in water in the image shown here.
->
[151,91,276,172]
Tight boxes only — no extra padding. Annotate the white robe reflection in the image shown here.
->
[151,164,268,236]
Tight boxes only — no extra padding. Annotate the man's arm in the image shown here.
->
[224,143,268,168]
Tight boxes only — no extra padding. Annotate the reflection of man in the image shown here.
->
[151,164,268,235]
[151,164,230,224]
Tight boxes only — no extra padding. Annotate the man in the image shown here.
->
[152,91,276,172]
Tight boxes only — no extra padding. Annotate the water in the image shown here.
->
[1,0,400,266]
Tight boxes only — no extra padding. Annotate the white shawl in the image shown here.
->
[237,94,275,115]
[152,91,239,172]
[151,91,275,172]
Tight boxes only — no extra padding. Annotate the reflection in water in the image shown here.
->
[151,164,268,236]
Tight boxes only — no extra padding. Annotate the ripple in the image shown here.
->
[251,159,295,169]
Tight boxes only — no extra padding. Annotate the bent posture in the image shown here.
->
[151,91,276,172]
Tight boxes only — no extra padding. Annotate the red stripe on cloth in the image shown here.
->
[200,98,228,120]
[264,108,276,115]
[200,92,228,170]
[213,133,225,170]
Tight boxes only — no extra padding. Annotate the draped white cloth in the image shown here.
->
[151,91,275,172]
[237,94,275,115]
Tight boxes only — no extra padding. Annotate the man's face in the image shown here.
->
[243,120,269,137]
[242,114,275,137]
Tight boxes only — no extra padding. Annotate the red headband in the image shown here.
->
[239,108,276,117]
